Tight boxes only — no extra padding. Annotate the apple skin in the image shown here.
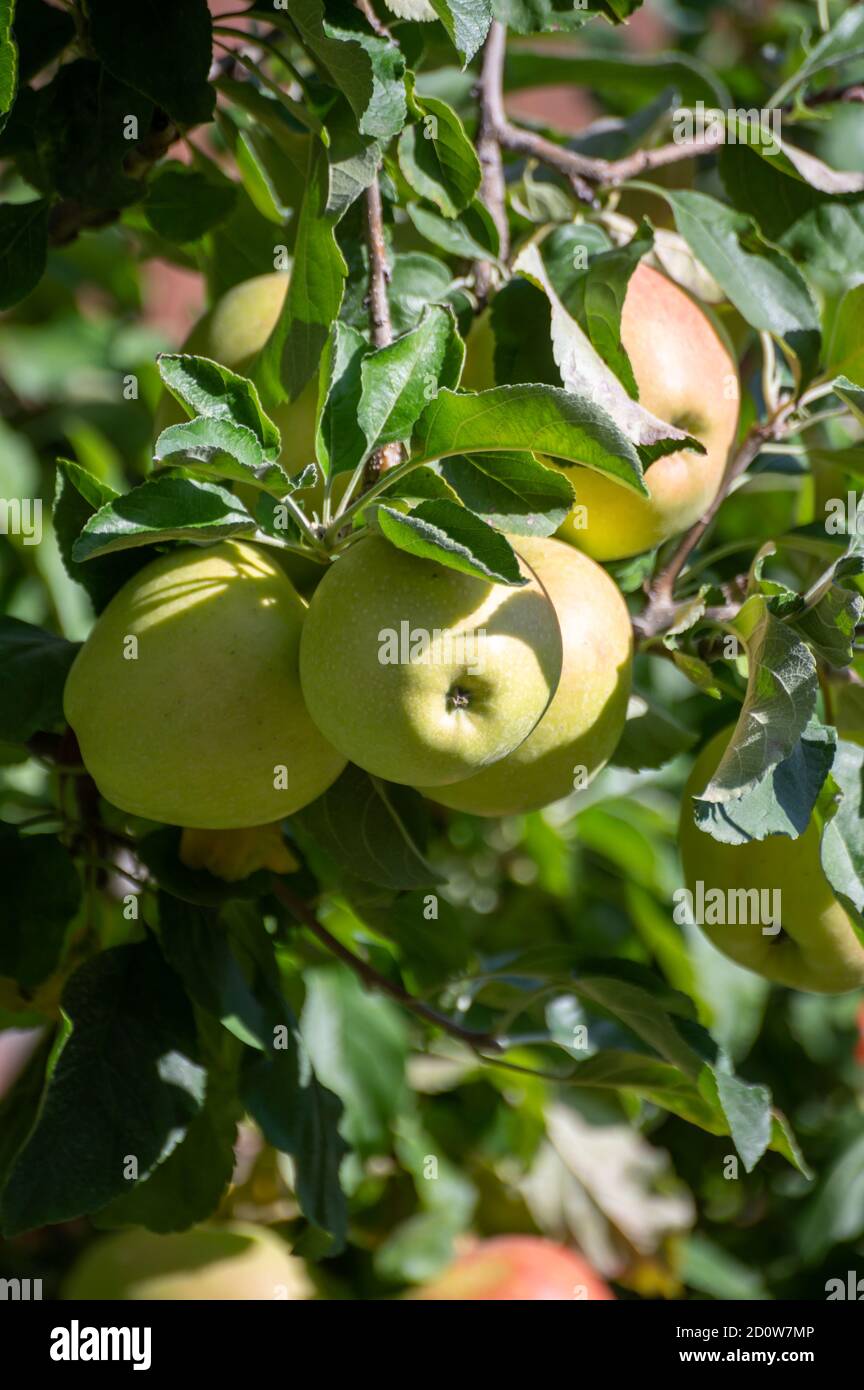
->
[62,1224,313,1301]
[155,272,318,477]
[412,1236,615,1301]
[64,541,345,829]
[680,726,864,994]
[421,536,632,815]
[179,822,299,882]
[545,263,739,561]
[299,536,563,788]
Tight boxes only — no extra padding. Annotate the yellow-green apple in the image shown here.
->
[421,536,632,814]
[412,1236,615,1301]
[547,263,739,560]
[64,541,345,828]
[299,536,563,787]
[679,725,864,993]
[155,272,318,476]
[179,822,299,882]
[63,1224,313,1301]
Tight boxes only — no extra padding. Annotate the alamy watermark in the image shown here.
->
[673,881,781,934]
[0,497,42,545]
[378,623,486,674]
[673,100,781,155]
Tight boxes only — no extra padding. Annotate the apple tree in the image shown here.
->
[1,0,864,1300]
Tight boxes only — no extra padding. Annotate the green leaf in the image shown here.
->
[771,6,864,106]
[826,284,864,387]
[439,452,574,536]
[86,0,214,126]
[324,94,382,217]
[652,189,821,382]
[0,615,78,743]
[53,460,150,613]
[0,198,47,309]
[359,305,463,454]
[398,96,480,217]
[137,829,274,909]
[0,0,17,121]
[694,722,837,845]
[503,47,730,111]
[0,828,80,989]
[797,1132,864,1264]
[412,385,646,495]
[316,321,369,478]
[406,201,498,262]
[71,476,256,562]
[292,764,443,892]
[0,939,205,1237]
[157,353,282,457]
[610,693,697,772]
[821,740,864,917]
[144,165,236,243]
[700,595,819,802]
[430,0,491,64]
[377,498,525,584]
[255,142,347,406]
[155,419,291,495]
[834,374,864,426]
[216,109,305,227]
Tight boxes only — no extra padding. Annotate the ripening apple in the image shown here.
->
[63,1224,313,1301]
[412,1236,615,1301]
[154,272,318,476]
[421,536,632,814]
[179,822,299,882]
[541,264,739,561]
[299,536,563,787]
[679,726,864,993]
[64,541,345,829]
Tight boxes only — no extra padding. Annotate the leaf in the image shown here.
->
[10,0,74,85]
[705,1066,772,1174]
[610,694,697,772]
[503,47,730,111]
[771,5,864,105]
[155,418,291,495]
[0,198,47,309]
[53,460,151,613]
[694,722,837,845]
[86,0,214,126]
[266,0,406,141]
[358,305,463,454]
[0,615,78,743]
[439,451,574,536]
[412,385,646,496]
[0,827,80,989]
[316,321,369,478]
[255,142,347,406]
[821,740,864,917]
[292,764,443,891]
[430,0,491,64]
[377,499,525,584]
[398,96,480,217]
[797,1133,864,1264]
[0,0,17,121]
[324,94,382,217]
[0,939,205,1237]
[144,165,236,243]
[216,108,305,227]
[516,239,704,466]
[826,284,864,388]
[655,189,821,382]
[157,353,282,457]
[406,201,498,263]
[834,375,864,426]
[71,476,256,562]
[699,595,819,802]
[137,829,274,909]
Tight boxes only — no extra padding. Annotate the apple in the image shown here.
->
[299,536,563,787]
[412,1236,615,1301]
[63,1223,313,1301]
[64,541,345,829]
[154,272,318,477]
[679,725,864,993]
[421,536,632,814]
[179,822,299,882]
[544,263,739,560]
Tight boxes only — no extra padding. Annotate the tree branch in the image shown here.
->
[474,20,509,304]
[270,879,504,1055]
[363,176,402,480]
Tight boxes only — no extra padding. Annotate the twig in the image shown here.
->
[354,0,393,40]
[362,177,402,481]
[474,21,510,304]
[270,879,504,1055]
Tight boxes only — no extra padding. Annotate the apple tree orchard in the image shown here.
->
[1,0,864,1301]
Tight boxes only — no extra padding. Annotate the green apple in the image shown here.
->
[545,263,740,561]
[63,1224,313,1301]
[412,1236,615,1301]
[64,540,345,829]
[299,536,563,787]
[679,725,864,993]
[421,536,632,814]
[155,272,318,477]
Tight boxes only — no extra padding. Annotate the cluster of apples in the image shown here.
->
[63,1224,614,1301]
[61,269,864,995]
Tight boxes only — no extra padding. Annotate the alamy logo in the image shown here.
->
[378,623,486,673]
[50,1321,152,1372]
[0,1276,42,1300]
[673,881,781,934]
[825,1271,864,1300]
[0,497,42,545]
[673,100,781,155]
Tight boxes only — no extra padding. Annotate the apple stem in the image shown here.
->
[270,878,506,1055]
